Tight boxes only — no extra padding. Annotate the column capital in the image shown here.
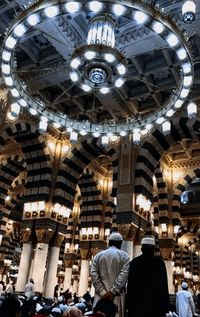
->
[36,228,54,244]
[80,248,91,260]
[64,259,73,268]
[51,233,64,247]
[118,223,136,241]
[21,228,32,243]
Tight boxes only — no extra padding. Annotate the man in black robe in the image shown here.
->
[127,236,169,317]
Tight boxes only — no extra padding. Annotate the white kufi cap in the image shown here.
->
[109,232,123,241]
[182,282,188,289]
[141,236,155,246]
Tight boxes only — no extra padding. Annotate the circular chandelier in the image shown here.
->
[1,0,194,137]
[69,15,127,93]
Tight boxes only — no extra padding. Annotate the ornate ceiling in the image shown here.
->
[0,0,199,128]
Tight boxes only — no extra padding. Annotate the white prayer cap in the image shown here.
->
[52,307,61,314]
[182,282,188,289]
[109,232,123,241]
[141,236,155,246]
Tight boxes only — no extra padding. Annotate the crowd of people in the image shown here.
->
[0,232,199,317]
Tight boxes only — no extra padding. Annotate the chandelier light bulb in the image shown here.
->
[70,57,81,69]
[162,121,171,135]
[120,130,127,136]
[152,21,164,34]
[10,88,19,97]
[187,102,197,118]
[166,109,175,117]
[44,6,59,18]
[177,48,187,60]
[53,122,61,128]
[112,4,126,16]
[27,14,39,26]
[65,2,80,13]
[2,64,11,74]
[182,1,196,23]
[182,62,192,74]
[2,51,11,62]
[19,99,27,107]
[101,135,109,146]
[183,75,192,86]
[180,88,189,98]
[70,71,79,82]
[105,53,115,63]
[14,24,26,37]
[84,51,96,60]
[174,100,184,108]
[89,1,103,13]
[114,78,125,88]
[29,108,37,115]
[166,34,179,47]
[134,11,148,24]
[116,64,126,75]
[156,117,165,124]
[100,87,110,94]
[81,84,91,92]
[93,131,100,137]
[5,37,17,49]
[4,77,13,86]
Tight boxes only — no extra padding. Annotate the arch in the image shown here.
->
[172,168,200,224]
[135,117,199,200]
[0,122,52,202]
[53,138,118,210]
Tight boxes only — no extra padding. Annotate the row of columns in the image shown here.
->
[15,228,175,297]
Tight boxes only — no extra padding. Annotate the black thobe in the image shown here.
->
[127,254,169,317]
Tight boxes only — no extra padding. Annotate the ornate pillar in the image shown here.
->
[160,248,174,294]
[78,249,90,296]
[44,233,64,298]
[64,259,73,291]
[16,229,32,292]
[72,275,78,294]
[31,228,54,293]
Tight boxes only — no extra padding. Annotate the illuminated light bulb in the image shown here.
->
[156,117,165,124]
[162,121,171,135]
[27,13,39,26]
[89,1,103,13]
[70,131,78,143]
[177,48,187,60]
[19,99,27,107]
[112,4,125,16]
[2,64,10,74]
[65,2,80,13]
[93,131,100,137]
[70,57,81,69]
[70,71,79,82]
[44,6,59,17]
[182,62,192,74]
[116,64,126,75]
[120,130,127,136]
[180,88,189,98]
[100,87,110,94]
[102,135,109,146]
[105,53,115,63]
[53,122,61,128]
[182,0,196,23]
[5,37,17,49]
[183,75,192,86]
[81,84,91,92]
[114,78,125,88]
[29,108,37,115]
[167,34,179,47]
[80,129,87,136]
[14,24,26,37]
[174,100,184,108]
[84,51,96,60]
[134,11,148,24]
[187,102,197,118]
[166,109,175,117]
[10,88,19,97]
[5,77,13,86]
[152,21,164,34]
[2,51,11,62]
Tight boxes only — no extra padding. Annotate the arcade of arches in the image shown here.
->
[0,101,200,297]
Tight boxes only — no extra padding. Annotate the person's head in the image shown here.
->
[30,278,34,284]
[63,306,83,317]
[108,232,123,249]
[57,296,63,303]
[181,282,188,290]
[51,307,62,316]
[141,236,155,256]
[93,298,118,317]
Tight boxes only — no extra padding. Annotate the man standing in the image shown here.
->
[90,232,130,317]
[176,282,196,317]
[127,236,169,317]
[24,278,35,300]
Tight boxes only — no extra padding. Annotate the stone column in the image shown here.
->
[64,259,73,291]
[133,244,142,258]
[31,229,54,294]
[72,276,78,294]
[78,249,90,296]
[122,240,134,260]
[16,229,32,292]
[44,233,64,298]
[160,248,174,295]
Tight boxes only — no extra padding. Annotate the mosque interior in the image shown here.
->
[0,0,200,298]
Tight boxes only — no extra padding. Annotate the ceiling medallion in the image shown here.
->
[1,0,194,137]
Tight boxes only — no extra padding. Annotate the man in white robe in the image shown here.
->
[176,282,196,317]
[90,232,130,317]
[24,278,35,300]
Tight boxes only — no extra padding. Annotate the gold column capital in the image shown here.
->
[160,248,174,261]
[36,228,54,244]
[21,228,32,243]
[52,233,64,247]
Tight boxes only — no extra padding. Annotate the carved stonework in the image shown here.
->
[118,223,136,241]
[80,248,91,260]
[160,248,173,261]
[64,259,73,268]
[52,233,64,247]
[21,229,32,243]
[36,228,54,244]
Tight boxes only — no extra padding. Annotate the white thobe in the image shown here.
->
[90,246,130,317]
[176,289,196,317]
